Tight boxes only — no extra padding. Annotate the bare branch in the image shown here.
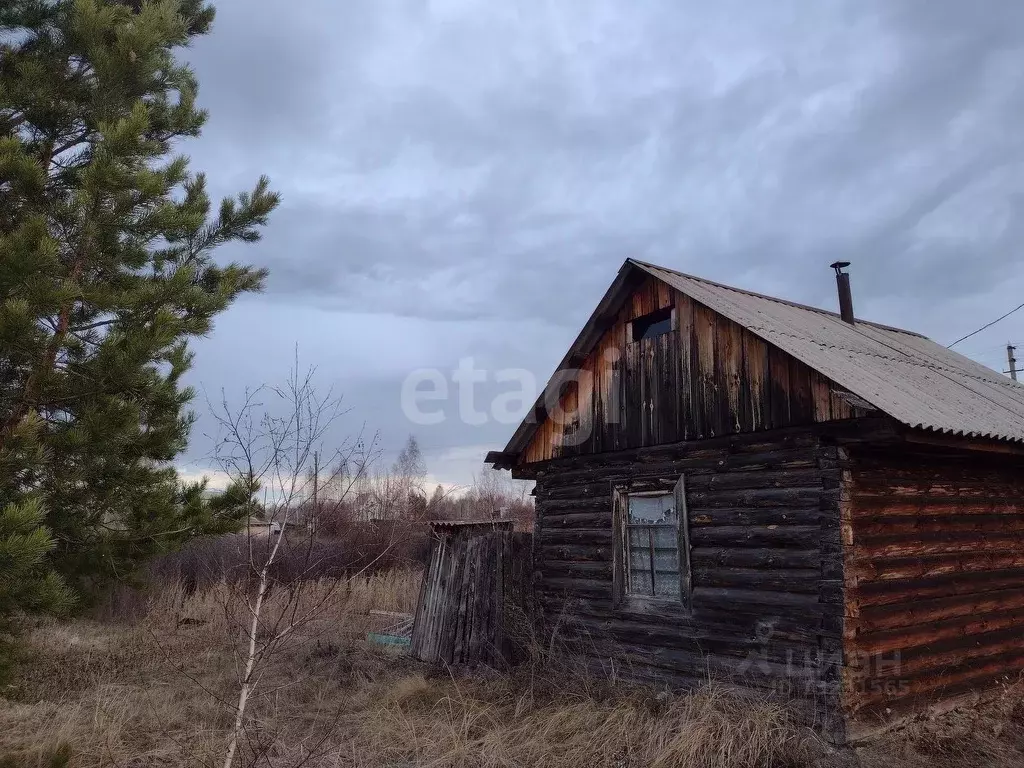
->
[210,351,409,767]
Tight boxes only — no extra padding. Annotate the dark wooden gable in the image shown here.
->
[522,274,857,464]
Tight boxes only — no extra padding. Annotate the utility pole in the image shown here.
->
[1008,345,1019,382]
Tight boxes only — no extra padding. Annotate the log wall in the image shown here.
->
[523,275,856,463]
[531,428,846,730]
[842,446,1024,726]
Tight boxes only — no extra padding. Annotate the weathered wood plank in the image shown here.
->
[541,511,613,529]
[688,507,823,527]
[623,340,641,450]
[561,635,823,683]
[538,477,825,506]
[539,528,614,546]
[848,606,1024,655]
[690,546,822,569]
[848,551,1024,582]
[540,560,614,579]
[848,532,1024,560]
[719,318,744,434]
[542,576,613,599]
[767,344,791,429]
[675,295,694,441]
[660,330,679,444]
[641,336,657,445]
[811,372,831,423]
[853,514,1024,537]
[560,618,825,663]
[541,594,833,636]
[692,566,821,593]
[537,543,611,562]
[412,526,534,667]
[691,586,822,609]
[744,332,770,432]
[788,355,814,424]
[693,303,718,438]
[535,452,823,489]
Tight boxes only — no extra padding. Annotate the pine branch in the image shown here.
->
[68,317,116,333]
[50,128,92,162]
[1,112,28,134]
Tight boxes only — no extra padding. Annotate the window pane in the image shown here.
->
[652,529,680,598]
[627,527,654,595]
[630,568,655,596]
[628,494,675,524]
[628,542,651,571]
[626,527,680,597]
[652,545,680,575]
[654,568,681,599]
[652,525,678,550]
[624,493,682,600]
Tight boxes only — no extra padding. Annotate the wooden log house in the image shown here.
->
[486,258,1024,741]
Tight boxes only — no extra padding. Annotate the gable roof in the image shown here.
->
[496,258,1024,461]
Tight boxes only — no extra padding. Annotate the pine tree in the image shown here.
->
[0,414,75,681]
[0,0,277,628]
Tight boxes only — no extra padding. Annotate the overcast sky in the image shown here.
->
[176,0,1024,490]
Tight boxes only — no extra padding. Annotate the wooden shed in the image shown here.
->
[485,258,1024,741]
[411,521,532,667]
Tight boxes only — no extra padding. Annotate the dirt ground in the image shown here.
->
[1,570,1022,768]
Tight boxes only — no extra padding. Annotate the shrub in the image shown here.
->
[95,521,430,622]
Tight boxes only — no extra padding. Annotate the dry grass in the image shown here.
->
[852,679,1024,768]
[94,528,432,623]
[1,569,1022,768]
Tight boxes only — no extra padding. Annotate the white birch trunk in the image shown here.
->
[222,562,270,768]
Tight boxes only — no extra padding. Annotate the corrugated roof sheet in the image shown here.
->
[633,259,1024,444]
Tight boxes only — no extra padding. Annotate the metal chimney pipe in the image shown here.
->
[830,261,855,324]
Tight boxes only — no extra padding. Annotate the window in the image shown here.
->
[614,475,690,608]
[631,306,673,342]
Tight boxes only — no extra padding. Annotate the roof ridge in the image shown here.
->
[628,258,927,339]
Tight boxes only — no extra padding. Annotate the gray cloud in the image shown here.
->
[177,0,1024,484]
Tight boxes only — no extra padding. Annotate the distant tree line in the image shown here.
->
[289,434,535,535]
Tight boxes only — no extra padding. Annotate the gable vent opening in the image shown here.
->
[632,306,673,342]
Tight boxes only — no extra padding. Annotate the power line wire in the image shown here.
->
[948,302,1024,348]
[956,341,1015,356]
